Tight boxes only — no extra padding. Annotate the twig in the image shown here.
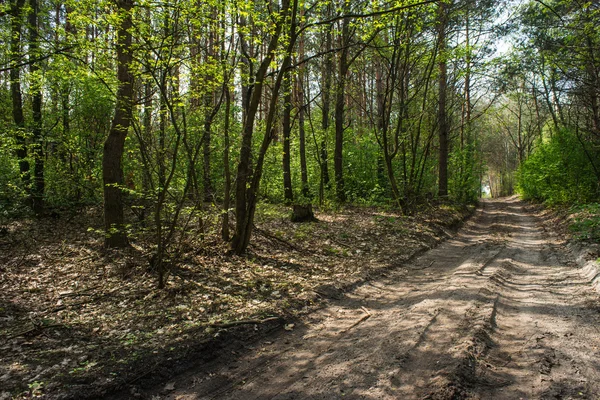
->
[187,316,283,334]
[339,308,372,334]
[59,285,100,298]
[76,254,96,263]
[45,288,119,314]
[209,316,282,329]
[6,323,67,340]
[409,260,435,270]
[125,362,161,385]
[170,269,205,290]
[11,253,28,269]
[253,226,306,253]
[326,237,352,249]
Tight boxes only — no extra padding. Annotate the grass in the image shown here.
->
[569,203,600,241]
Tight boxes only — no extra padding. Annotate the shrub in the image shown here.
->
[517,129,599,205]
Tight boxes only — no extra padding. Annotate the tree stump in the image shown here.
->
[291,204,317,223]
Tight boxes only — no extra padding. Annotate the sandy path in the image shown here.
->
[139,197,600,399]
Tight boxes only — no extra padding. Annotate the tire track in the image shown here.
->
[136,198,600,399]
[190,203,509,400]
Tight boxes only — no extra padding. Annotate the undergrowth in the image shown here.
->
[569,203,600,242]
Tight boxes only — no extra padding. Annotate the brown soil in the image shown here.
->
[130,197,600,400]
[0,201,470,399]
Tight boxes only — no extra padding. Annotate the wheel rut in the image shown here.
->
[134,197,600,400]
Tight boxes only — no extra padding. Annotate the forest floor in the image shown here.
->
[116,196,600,400]
[0,200,472,399]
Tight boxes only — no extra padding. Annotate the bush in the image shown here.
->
[0,132,28,217]
[569,203,600,242]
[517,129,599,205]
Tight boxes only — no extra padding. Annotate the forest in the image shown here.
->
[1,0,599,255]
[1,0,600,398]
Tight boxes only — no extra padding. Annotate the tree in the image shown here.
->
[513,0,600,202]
[28,0,44,214]
[9,0,28,192]
[436,0,449,197]
[319,9,333,201]
[333,13,350,203]
[102,0,134,248]
[282,67,294,204]
[296,24,310,199]
[231,0,298,254]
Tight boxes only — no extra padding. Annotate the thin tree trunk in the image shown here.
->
[436,1,449,198]
[585,36,600,138]
[458,9,472,201]
[320,18,333,199]
[203,9,217,202]
[222,87,232,241]
[231,8,287,254]
[297,31,309,198]
[29,0,44,215]
[62,4,76,185]
[334,16,349,203]
[231,0,296,254]
[158,72,167,189]
[102,0,134,248]
[375,38,401,207]
[550,67,565,126]
[539,56,560,132]
[282,73,294,204]
[202,102,214,202]
[10,0,29,190]
[139,78,154,222]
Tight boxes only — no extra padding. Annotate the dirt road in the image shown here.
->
[140,198,600,399]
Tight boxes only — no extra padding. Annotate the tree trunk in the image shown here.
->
[10,0,29,190]
[202,102,214,202]
[222,87,232,241]
[539,56,560,132]
[334,16,350,203]
[203,11,217,202]
[458,9,472,201]
[436,1,449,198]
[135,79,153,222]
[29,0,44,215]
[231,8,287,254]
[291,204,316,222]
[282,73,294,204]
[375,43,401,207]
[102,0,134,248]
[62,4,76,191]
[320,17,333,198]
[297,31,309,198]
[231,0,296,254]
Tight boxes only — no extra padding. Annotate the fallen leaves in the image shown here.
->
[0,202,470,398]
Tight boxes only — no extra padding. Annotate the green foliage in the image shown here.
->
[344,129,386,204]
[0,132,27,216]
[449,142,481,204]
[517,129,599,205]
[28,380,44,396]
[512,0,600,207]
[0,0,508,255]
[43,74,113,206]
[569,203,600,242]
